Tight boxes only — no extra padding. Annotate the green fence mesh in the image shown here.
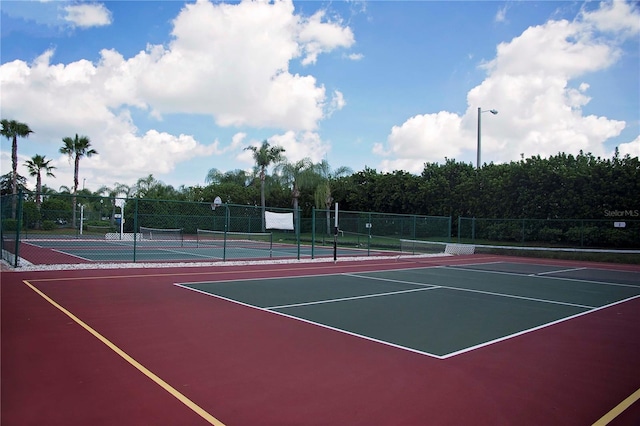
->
[457,217,640,248]
[5,191,638,266]
[310,208,452,254]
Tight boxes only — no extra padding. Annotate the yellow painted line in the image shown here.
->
[592,387,640,426]
[22,280,225,426]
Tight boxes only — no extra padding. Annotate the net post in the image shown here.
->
[269,232,273,258]
[333,202,338,262]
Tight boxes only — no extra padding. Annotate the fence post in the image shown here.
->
[223,204,229,261]
[296,206,301,260]
[472,217,476,241]
[133,198,138,263]
[14,191,24,268]
[311,207,315,259]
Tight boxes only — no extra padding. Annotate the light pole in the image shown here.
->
[477,107,498,169]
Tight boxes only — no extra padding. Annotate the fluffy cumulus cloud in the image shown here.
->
[617,135,640,158]
[64,3,113,28]
[238,131,331,167]
[124,0,353,129]
[376,0,639,171]
[0,0,354,189]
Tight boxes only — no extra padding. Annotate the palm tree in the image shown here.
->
[313,160,352,234]
[24,154,56,213]
[134,174,160,198]
[59,134,98,228]
[244,140,285,231]
[97,182,131,226]
[206,168,252,186]
[1,119,33,218]
[275,158,317,226]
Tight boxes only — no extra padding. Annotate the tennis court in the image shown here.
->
[2,254,640,425]
[179,261,640,358]
[17,234,383,263]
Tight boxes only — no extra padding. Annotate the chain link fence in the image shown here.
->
[5,192,453,266]
[308,208,452,255]
[457,217,640,248]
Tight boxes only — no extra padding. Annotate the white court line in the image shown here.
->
[346,273,597,309]
[52,249,93,262]
[175,281,640,360]
[155,247,223,259]
[265,286,440,310]
[441,294,640,359]
[532,267,587,276]
[445,265,640,289]
[175,283,446,359]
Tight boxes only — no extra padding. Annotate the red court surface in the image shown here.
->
[2,255,639,425]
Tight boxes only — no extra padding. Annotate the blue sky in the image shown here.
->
[1,0,638,194]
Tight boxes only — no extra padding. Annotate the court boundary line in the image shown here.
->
[592,386,640,426]
[176,282,448,359]
[443,264,640,289]
[21,279,226,426]
[533,266,587,276]
[265,286,440,310]
[52,248,93,262]
[175,274,640,360]
[345,273,597,309]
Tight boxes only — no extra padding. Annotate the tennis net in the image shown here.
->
[400,239,475,255]
[400,238,640,263]
[197,229,273,255]
[138,227,184,246]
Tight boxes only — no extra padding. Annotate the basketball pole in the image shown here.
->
[333,202,338,262]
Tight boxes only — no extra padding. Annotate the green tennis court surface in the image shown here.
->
[179,261,640,358]
[21,238,377,262]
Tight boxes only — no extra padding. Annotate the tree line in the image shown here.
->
[3,118,639,227]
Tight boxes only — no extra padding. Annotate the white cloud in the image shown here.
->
[616,136,640,158]
[64,3,112,28]
[327,90,346,117]
[375,0,638,171]
[298,10,355,65]
[0,0,355,189]
[239,131,331,168]
[378,112,464,173]
[120,0,354,130]
[495,5,508,23]
[580,0,640,37]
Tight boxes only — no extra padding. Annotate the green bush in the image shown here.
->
[536,226,564,244]
[42,220,56,230]
[2,219,18,231]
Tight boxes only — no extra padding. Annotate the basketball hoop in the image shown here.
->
[211,196,222,211]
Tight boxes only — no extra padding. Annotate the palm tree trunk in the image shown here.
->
[11,136,17,218]
[260,169,266,232]
[72,155,79,228]
[35,173,42,229]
